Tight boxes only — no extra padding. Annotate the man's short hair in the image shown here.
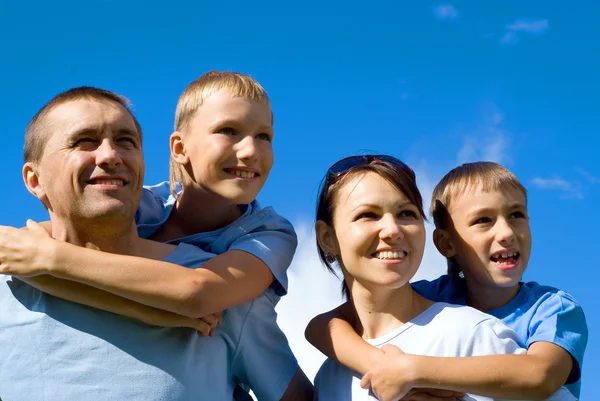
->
[24,86,142,164]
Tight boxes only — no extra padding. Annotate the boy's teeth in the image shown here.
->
[233,170,255,179]
[374,251,406,259]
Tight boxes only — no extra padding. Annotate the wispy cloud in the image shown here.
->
[457,107,510,165]
[432,4,460,21]
[577,168,600,184]
[506,19,549,34]
[499,18,549,46]
[531,176,583,199]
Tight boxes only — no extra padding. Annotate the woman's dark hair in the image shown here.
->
[315,159,426,299]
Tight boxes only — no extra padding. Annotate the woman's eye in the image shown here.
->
[356,212,377,220]
[219,127,236,135]
[399,210,418,218]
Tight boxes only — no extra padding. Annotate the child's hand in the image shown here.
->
[198,311,222,336]
[360,345,465,401]
[0,220,53,277]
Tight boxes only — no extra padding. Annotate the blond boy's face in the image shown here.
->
[179,90,274,204]
[446,184,532,290]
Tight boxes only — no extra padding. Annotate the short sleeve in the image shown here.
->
[527,293,588,384]
[228,208,297,295]
[135,182,175,238]
[230,291,299,401]
[463,318,526,357]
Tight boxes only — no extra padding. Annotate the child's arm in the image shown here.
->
[0,221,287,318]
[19,275,219,334]
[305,301,384,375]
[309,307,574,400]
[361,342,573,400]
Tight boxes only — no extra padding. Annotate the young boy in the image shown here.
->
[306,161,587,400]
[0,73,312,399]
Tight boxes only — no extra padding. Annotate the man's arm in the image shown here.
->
[21,275,218,334]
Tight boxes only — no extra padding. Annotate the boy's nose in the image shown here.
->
[236,136,258,162]
[496,219,515,245]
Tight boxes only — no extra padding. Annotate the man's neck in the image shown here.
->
[50,218,141,256]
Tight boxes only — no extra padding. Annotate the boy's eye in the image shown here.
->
[473,216,492,225]
[256,133,272,142]
[510,211,527,219]
[218,127,236,135]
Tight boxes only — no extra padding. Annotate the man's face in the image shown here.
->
[28,99,144,223]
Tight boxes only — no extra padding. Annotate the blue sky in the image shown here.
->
[2,0,598,397]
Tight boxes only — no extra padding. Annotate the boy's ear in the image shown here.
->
[315,220,340,257]
[170,131,189,165]
[433,228,457,258]
[22,162,48,204]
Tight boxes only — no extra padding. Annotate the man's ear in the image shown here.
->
[315,220,340,257]
[23,162,47,203]
[170,131,189,165]
[433,228,457,258]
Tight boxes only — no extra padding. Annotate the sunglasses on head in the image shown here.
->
[327,155,416,183]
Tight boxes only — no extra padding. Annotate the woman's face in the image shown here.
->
[329,171,426,293]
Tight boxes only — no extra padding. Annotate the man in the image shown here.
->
[0,87,311,400]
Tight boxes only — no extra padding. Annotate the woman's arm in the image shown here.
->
[0,222,273,317]
[20,275,219,334]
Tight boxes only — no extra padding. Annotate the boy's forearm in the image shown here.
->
[306,311,382,375]
[49,241,272,317]
[21,275,210,332]
[410,354,566,400]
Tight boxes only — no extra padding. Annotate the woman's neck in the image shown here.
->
[351,283,434,340]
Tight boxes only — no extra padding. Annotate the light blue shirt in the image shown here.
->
[412,276,588,398]
[136,181,297,296]
[0,243,297,401]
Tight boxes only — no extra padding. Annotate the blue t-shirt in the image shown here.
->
[136,181,297,296]
[412,275,588,398]
[0,243,298,400]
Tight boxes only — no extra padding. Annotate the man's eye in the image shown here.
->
[74,138,96,146]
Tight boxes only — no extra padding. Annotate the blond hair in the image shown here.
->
[169,71,272,197]
[430,161,527,276]
[25,87,141,164]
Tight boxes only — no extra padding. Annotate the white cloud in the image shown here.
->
[499,18,549,46]
[457,107,509,165]
[506,19,549,34]
[499,31,520,46]
[531,176,583,199]
[577,168,600,184]
[432,4,460,21]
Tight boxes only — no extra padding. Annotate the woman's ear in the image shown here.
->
[315,220,340,257]
[433,228,457,258]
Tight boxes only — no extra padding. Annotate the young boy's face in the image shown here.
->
[446,184,532,290]
[179,90,274,204]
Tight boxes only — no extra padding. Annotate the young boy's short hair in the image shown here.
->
[430,161,528,276]
[169,71,273,196]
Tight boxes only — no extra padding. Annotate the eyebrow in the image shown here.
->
[350,201,414,212]
[465,202,527,217]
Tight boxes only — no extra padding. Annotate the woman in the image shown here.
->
[311,155,574,401]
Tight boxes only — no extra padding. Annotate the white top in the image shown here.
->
[314,302,576,401]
